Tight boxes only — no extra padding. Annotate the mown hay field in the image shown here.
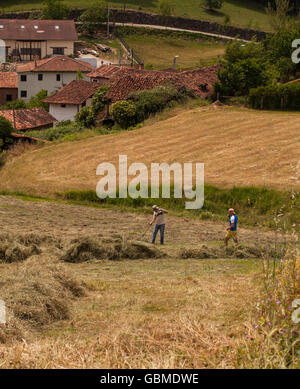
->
[1,107,300,196]
[0,196,272,368]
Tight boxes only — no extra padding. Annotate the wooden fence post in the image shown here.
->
[260,96,264,110]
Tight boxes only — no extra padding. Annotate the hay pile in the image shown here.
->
[61,236,165,263]
[0,256,85,344]
[0,232,62,263]
[179,243,286,260]
[0,239,41,263]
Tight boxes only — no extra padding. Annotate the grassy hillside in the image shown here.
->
[2,0,272,31]
[1,106,300,197]
[120,27,226,70]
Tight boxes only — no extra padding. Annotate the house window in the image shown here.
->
[20,75,27,82]
[61,104,66,108]
[6,95,12,102]
[56,74,61,82]
[21,90,27,98]
[53,47,64,55]
[20,48,41,57]
[82,101,86,107]
[38,74,43,81]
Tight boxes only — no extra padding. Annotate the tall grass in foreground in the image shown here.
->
[237,227,300,368]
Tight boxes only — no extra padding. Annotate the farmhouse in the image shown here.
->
[43,80,101,122]
[0,72,18,105]
[0,19,77,62]
[17,56,94,103]
[88,64,219,99]
[0,107,57,131]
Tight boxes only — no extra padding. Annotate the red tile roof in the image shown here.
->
[0,19,77,41]
[0,72,18,89]
[11,132,50,143]
[43,80,101,104]
[0,107,57,131]
[17,56,94,73]
[107,73,173,102]
[107,65,219,102]
[88,65,136,79]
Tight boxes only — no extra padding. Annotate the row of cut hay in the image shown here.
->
[179,243,287,260]
[0,232,63,263]
[61,236,166,263]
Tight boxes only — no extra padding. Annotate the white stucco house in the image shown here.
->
[17,56,94,103]
[43,80,101,123]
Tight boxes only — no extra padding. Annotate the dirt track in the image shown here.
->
[0,195,276,246]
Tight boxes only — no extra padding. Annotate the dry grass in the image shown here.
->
[0,197,296,368]
[1,107,300,196]
[0,256,259,368]
[61,236,166,262]
[0,255,85,345]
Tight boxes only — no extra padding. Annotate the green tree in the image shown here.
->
[0,116,13,150]
[111,100,137,128]
[215,40,279,96]
[266,0,294,32]
[78,1,107,34]
[28,90,49,111]
[204,0,224,11]
[42,0,70,20]
[264,28,300,82]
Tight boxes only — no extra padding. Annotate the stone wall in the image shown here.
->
[0,8,268,42]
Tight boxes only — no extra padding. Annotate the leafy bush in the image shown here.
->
[111,100,137,129]
[75,86,110,128]
[248,82,300,110]
[75,106,95,128]
[204,0,224,10]
[42,0,70,19]
[0,99,27,111]
[90,86,110,116]
[78,0,107,34]
[0,116,13,150]
[28,89,49,111]
[111,85,194,128]
[26,122,83,142]
[130,85,190,122]
[158,0,173,17]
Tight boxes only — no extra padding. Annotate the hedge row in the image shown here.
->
[248,82,300,110]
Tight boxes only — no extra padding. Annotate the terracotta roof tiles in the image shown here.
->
[0,72,18,89]
[43,80,101,104]
[0,107,57,131]
[17,56,94,73]
[106,65,219,102]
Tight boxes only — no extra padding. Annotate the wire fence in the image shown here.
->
[113,26,144,67]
